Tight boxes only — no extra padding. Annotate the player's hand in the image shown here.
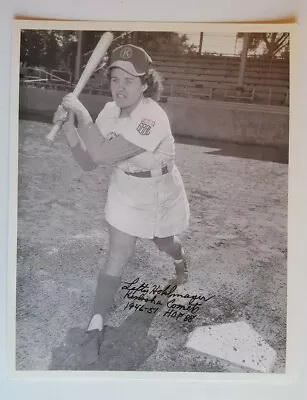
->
[52,105,68,124]
[61,93,87,116]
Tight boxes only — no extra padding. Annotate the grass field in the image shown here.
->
[15,119,288,372]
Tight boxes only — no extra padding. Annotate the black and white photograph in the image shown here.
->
[15,23,290,373]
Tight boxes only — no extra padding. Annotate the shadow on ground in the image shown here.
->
[19,111,288,164]
[176,136,288,164]
[48,279,175,371]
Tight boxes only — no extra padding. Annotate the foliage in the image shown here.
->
[135,32,198,54]
[20,29,198,76]
[21,30,58,69]
[20,30,76,73]
[236,32,290,58]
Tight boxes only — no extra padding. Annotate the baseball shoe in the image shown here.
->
[81,329,103,365]
[173,249,189,285]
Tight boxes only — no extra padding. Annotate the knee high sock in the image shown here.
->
[165,236,184,261]
[88,270,122,330]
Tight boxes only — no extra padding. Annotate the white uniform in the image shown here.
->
[95,97,190,239]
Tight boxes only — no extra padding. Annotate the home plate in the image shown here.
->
[185,321,277,372]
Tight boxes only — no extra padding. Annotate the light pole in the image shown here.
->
[237,32,248,88]
[74,31,83,83]
[199,32,204,55]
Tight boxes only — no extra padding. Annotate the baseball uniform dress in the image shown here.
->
[95,96,190,238]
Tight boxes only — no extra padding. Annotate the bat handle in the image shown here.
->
[46,120,64,143]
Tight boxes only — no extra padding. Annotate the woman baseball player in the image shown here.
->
[53,44,190,365]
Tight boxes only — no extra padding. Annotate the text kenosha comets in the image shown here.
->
[121,278,215,323]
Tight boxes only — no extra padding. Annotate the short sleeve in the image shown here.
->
[122,110,171,153]
[95,102,119,138]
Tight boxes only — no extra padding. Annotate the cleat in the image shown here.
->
[173,250,189,285]
[81,329,102,365]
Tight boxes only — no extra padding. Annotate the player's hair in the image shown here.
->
[141,68,163,101]
[141,69,163,101]
[105,67,164,101]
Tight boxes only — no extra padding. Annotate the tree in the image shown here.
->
[80,31,127,66]
[20,30,62,70]
[236,32,290,58]
[20,30,46,67]
[135,32,198,54]
[57,31,78,77]
[78,31,196,61]
[20,30,199,77]
[262,33,290,57]
[41,31,60,70]
[237,33,263,56]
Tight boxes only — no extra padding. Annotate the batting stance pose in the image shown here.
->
[53,44,190,364]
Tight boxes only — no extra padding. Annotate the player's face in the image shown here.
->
[110,67,146,112]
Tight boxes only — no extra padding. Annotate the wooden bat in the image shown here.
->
[46,31,114,143]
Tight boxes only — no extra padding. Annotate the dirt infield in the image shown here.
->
[15,119,288,372]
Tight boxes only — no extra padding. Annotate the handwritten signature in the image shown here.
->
[120,278,215,322]
[121,278,214,302]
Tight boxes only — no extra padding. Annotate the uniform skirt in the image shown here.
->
[104,164,190,239]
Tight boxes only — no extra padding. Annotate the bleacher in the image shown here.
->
[91,53,289,106]
[20,52,289,107]
[152,53,288,105]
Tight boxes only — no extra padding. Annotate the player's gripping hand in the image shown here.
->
[52,105,68,125]
[61,93,87,117]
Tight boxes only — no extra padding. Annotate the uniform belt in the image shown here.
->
[125,165,169,178]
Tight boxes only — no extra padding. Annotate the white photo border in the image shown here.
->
[6,17,305,399]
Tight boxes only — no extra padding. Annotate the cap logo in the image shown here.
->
[120,47,133,59]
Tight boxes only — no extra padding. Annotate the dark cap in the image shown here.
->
[108,44,152,76]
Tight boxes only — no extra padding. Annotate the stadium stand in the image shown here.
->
[20,52,289,106]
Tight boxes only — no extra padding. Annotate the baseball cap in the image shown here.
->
[108,44,152,76]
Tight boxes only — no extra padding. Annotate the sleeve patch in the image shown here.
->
[106,131,120,140]
[136,119,156,136]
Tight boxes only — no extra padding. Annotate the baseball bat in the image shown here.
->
[46,31,114,143]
